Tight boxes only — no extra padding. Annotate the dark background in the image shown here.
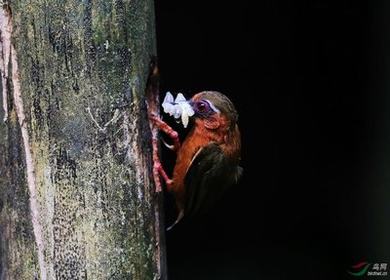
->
[154,1,390,279]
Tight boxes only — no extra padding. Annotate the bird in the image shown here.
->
[149,91,242,229]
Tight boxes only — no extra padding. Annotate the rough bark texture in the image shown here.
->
[0,0,166,279]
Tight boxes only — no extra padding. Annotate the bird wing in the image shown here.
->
[184,143,242,217]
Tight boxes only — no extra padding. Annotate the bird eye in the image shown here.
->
[196,101,210,113]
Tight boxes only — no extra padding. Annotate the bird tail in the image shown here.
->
[166,210,184,231]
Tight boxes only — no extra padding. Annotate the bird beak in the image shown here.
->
[162,92,195,128]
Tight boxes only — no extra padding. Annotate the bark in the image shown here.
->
[0,0,166,279]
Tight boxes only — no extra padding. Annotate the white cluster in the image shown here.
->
[162,92,194,128]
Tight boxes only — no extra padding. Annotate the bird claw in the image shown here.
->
[149,114,181,152]
[153,159,173,192]
[152,169,163,193]
[161,138,175,151]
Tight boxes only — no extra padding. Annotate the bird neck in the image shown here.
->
[221,124,241,160]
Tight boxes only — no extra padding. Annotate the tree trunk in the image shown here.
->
[0,1,166,279]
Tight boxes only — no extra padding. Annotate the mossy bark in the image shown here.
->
[0,0,166,279]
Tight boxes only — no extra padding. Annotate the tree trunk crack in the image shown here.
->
[0,7,47,280]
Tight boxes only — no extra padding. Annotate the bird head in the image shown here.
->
[162,91,238,131]
[190,91,238,131]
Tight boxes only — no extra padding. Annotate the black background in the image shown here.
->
[155,1,390,279]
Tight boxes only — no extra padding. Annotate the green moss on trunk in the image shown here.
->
[0,0,165,279]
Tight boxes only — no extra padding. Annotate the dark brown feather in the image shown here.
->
[184,143,242,217]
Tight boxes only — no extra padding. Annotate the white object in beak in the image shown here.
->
[162,91,175,114]
[162,92,194,128]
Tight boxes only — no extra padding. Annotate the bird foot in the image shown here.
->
[145,58,176,193]
[153,157,173,192]
[148,113,177,192]
[149,114,181,152]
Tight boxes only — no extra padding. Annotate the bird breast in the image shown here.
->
[170,119,240,197]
